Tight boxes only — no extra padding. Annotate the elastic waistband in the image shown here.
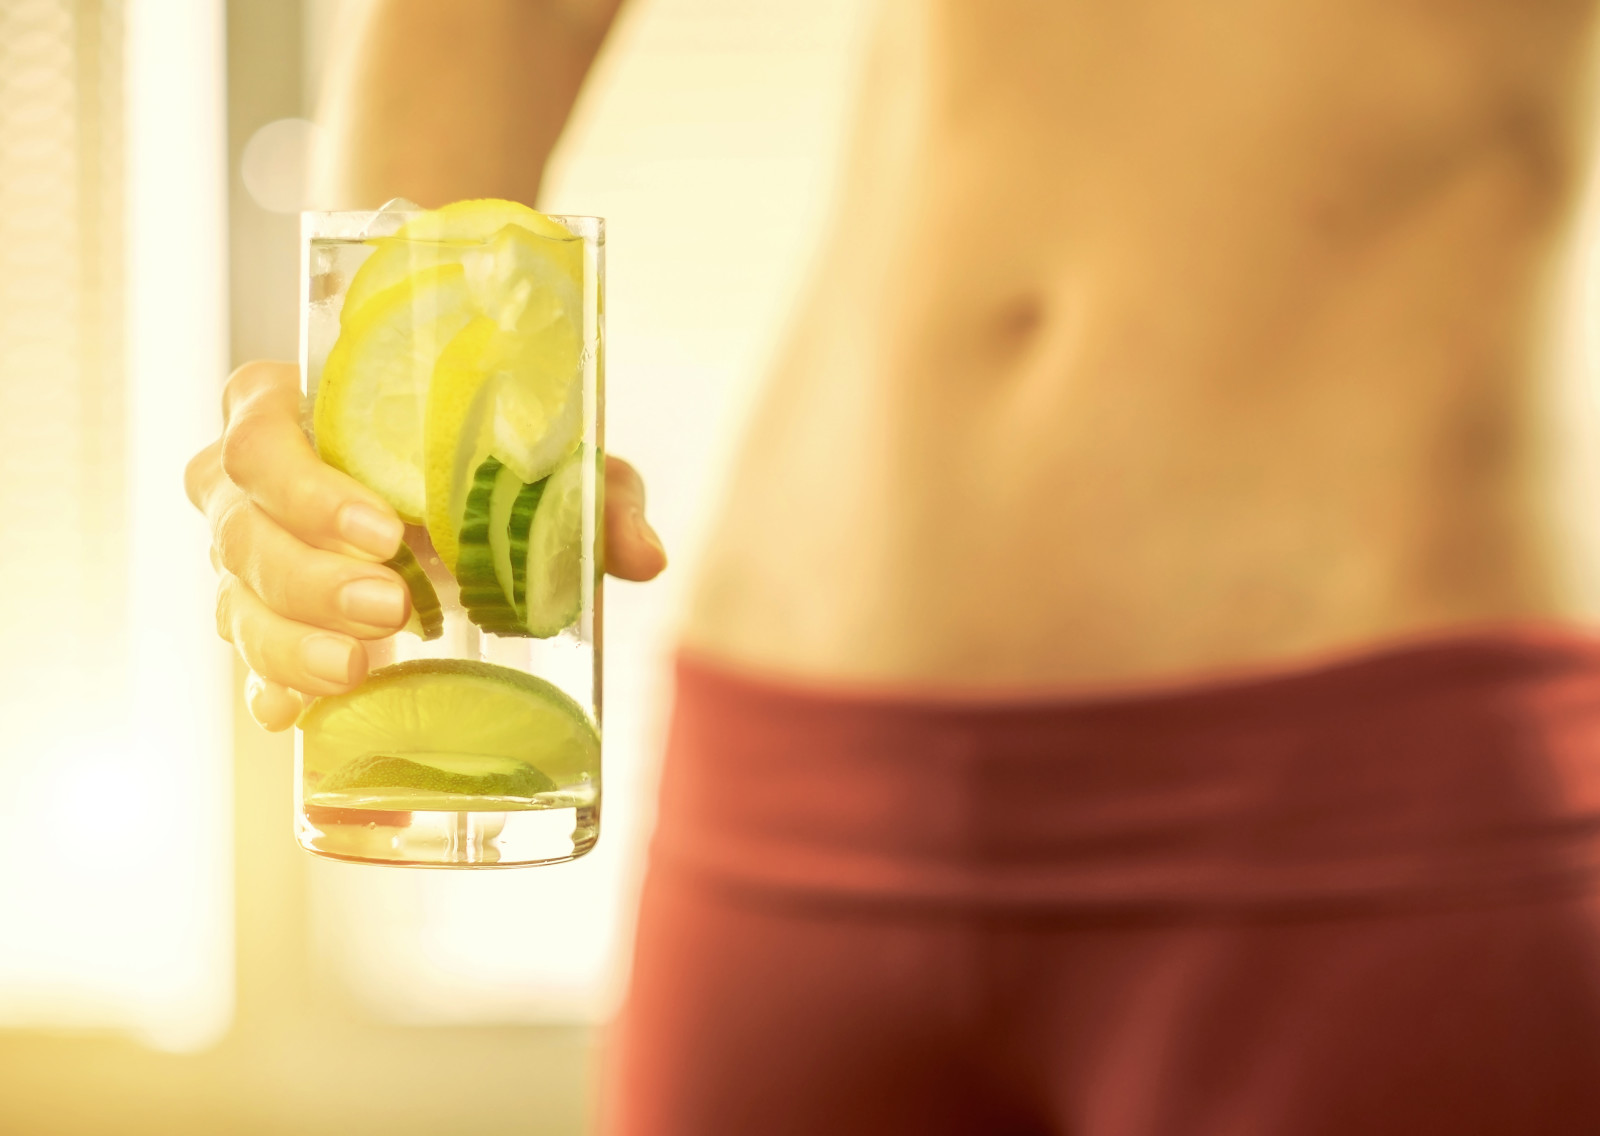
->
[651,628,1600,911]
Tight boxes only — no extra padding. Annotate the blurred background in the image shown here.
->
[0,0,872,1130]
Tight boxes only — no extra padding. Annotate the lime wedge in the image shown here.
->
[299,659,600,795]
[317,753,556,802]
[423,316,501,571]
[314,263,474,521]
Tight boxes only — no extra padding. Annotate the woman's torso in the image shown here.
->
[684,0,1600,687]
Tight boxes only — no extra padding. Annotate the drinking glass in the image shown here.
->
[294,203,604,867]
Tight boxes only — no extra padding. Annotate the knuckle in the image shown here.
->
[183,442,219,507]
[220,367,259,426]
[221,360,283,422]
[278,467,329,532]
[214,577,236,643]
[212,498,256,576]
[218,416,262,486]
[257,629,306,690]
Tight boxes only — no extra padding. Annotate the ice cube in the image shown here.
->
[360,197,425,239]
[462,225,581,335]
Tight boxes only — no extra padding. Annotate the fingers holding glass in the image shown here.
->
[215,574,369,697]
[218,360,404,561]
[603,454,667,581]
[244,670,304,733]
[211,494,411,638]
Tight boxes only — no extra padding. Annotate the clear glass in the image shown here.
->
[295,204,604,867]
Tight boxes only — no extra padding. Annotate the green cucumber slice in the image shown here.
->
[522,447,589,637]
[386,542,443,640]
[509,474,548,616]
[458,456,529,635]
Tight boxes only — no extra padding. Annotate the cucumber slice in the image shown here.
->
[522,447,589,637]
[386,542,443,640]
[458,456,529,635]
[509,474,548,616]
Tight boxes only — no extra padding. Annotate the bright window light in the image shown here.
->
[0,0,231,1053]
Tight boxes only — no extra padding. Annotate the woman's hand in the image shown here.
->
[185,360,666,731]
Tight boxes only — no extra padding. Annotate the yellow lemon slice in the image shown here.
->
[341,199,577,325]
[423,316,503,572]
[470,223,586,482]
[314,263,474,521]
[404,198,575,243]
[324,199,587,534]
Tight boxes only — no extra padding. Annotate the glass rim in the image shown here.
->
[301,208,604,243]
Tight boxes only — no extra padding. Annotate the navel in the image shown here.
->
[990,291,1046,358]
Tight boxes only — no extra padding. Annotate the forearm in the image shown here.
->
[311,0,624,210]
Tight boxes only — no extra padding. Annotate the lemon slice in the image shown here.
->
[423,316,501,572]
[299,659,600,806]
[342,199,577,325]
[341,240,459,327]
[323,199,587,527]
[404,198,575,243]
[314,263,474,521]
[470,224,586,483]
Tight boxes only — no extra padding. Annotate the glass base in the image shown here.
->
[296,802,599,867]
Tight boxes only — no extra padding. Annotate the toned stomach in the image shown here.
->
[683,0,1600,688]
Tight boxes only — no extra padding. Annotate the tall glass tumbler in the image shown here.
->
[295,203,604,867]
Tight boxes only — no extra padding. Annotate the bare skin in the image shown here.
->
[688,0,1600,686]
[195,0,1600,723]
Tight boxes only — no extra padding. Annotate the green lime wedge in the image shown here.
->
[299,660,599,805]
[317,753,556,799]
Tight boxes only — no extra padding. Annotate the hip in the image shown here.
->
[650,625,1600,912]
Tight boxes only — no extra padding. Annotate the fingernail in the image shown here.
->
[632,509,666,561]
[301,634,359,685]
[339,502,404,559]
[244,672,280,724]
[244,675,271,727]
[339,577,407,628]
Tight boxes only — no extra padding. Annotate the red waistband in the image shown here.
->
[651,627,1600,910]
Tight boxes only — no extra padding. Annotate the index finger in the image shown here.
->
[218,361,404,561]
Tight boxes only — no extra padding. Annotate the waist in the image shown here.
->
[651,625,1600,911]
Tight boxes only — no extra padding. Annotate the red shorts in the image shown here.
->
[603,629,1600,1135]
